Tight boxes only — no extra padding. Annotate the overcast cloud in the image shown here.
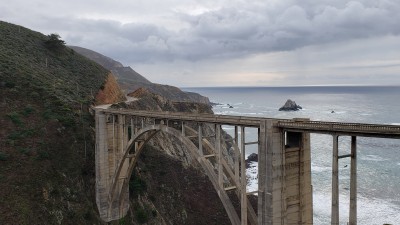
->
[2,0,400,86]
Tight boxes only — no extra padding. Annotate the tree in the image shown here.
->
[44,33,66,50]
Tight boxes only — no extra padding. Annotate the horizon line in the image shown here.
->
[180,84,400,89]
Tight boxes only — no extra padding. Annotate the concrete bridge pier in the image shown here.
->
[332,135,358,225]
[95,111,129,222]
[259,119,313,225]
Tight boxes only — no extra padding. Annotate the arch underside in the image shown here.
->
[109,123,258,225]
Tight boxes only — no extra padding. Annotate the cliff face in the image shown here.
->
[70,46,211,105]
[95,73,126,105]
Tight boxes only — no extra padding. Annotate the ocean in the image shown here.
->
[183,86,400,225]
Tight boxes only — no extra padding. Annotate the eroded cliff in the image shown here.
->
[95,73,126,105]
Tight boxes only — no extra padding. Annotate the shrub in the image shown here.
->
[7,129,35,140]
[44,33,66,51]
[17,147,31,156]
[118,217,126,225]
[22,106,35,116]
[6,112,22,126]
[135,207,149,224]
[36,150,50,160]
[151,209,157,217]
[129,175,147,196]
[8,131,24,140]
[0,152,9,161]
[5,81,15,88]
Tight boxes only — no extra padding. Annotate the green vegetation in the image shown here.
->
[129,173,147,196]
[135,206,149,224]
[0,152,9,161]
[0,21,110,224]
[36,150,50,160]
[0,21,108,110]
[6,112,22,126]
[22,105,35,116]
[44,33,66,51]
[17,147,32,156]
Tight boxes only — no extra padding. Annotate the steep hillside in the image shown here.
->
[70,46,210,104]
[0,21,233,225]
[0,21,125,224]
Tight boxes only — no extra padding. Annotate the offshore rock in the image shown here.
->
[247,153,258,162]
[279,99,302,111]
[245,153,258,169]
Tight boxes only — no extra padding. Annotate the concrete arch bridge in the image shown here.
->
[95,109,400,225]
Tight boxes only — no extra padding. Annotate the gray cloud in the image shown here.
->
[4,0,398,63]
[1,0,400,86]
[168,1,400,61]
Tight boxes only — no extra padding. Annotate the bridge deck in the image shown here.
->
[100,109,400,138]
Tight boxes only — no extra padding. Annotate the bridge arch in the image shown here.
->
[109,123,241,225]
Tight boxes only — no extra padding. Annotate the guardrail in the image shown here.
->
[99,109,267,127]
[99,109,400,138]
[278,120,400,138]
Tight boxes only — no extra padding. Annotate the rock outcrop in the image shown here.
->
[279,99,302,111]
[247,153,258,162]
[245,153,258,168]
[95,73,126,105]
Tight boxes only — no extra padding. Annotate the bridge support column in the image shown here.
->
[349,136,357,225]
[262,119,313,225]
[241,126,248,225]
[284,129,313,225]
[95,111,129,222]
[332,135,339,225]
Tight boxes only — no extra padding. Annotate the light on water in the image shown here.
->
[184,86,400,225]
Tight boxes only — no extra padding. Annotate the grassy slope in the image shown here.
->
[0,21,110,224]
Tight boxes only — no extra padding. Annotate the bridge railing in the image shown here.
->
[101,109,266,127]
[278,120,400,136]
[100,109,400,137]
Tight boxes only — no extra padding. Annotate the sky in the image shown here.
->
[2,0,400,87]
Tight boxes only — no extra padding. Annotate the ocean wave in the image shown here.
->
[311,164,331,172]
[361,154,388,162]
[313,192,400,225]
[218,110,241,115]
[232,102,243,106]
[246,161,258,193]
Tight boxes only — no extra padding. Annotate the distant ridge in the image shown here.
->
[70,46,210,104]
[69,46,151,84]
